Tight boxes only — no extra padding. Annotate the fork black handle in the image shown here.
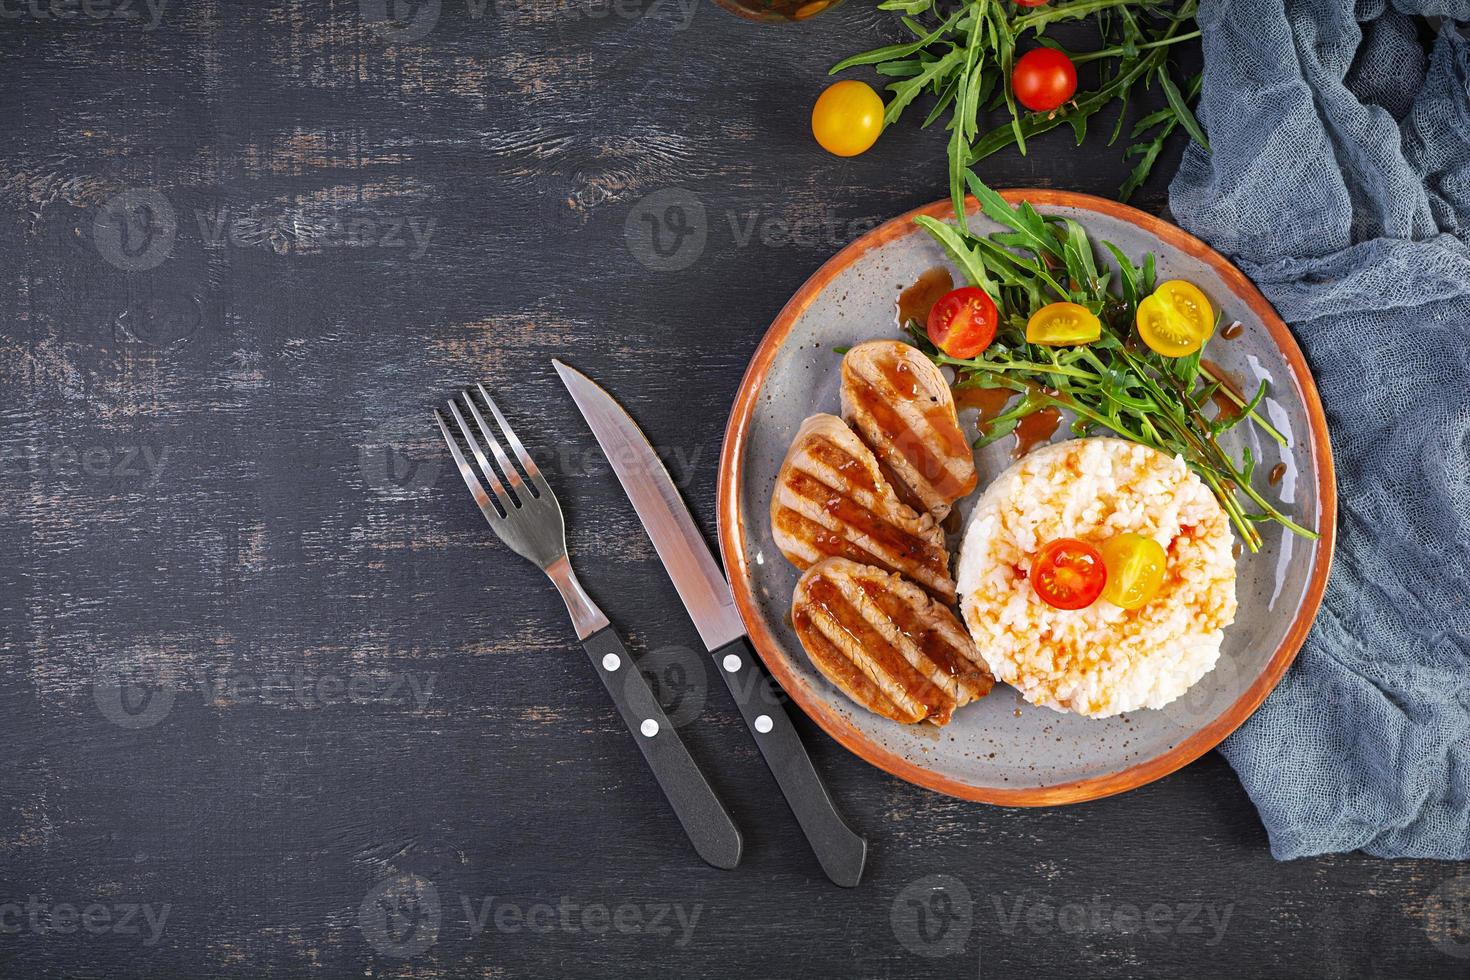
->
[582,627,743,870]
[710,637,867,887]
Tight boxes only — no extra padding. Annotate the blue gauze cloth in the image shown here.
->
[1169,0,1470,859]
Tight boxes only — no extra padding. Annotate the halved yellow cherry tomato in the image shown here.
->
[1026,302,1101,346]
[1136,279,1214,357]
[811,81,884,158]
[1098,533,1167,610]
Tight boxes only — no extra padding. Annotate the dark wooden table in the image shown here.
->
[2,3,1464,977]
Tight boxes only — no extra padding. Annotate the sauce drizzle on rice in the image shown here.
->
[955,437,1238,718]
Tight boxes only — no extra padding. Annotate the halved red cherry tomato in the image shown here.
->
[926,286,998,359]
[1030,537,1107,610]
[1012,48,1077,113]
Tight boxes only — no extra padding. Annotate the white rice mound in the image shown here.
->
[955,437,1237,718]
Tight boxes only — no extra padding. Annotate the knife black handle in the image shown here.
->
[710,637,867,887]
[582,627,743,871]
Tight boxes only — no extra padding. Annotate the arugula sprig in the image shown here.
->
[906,174,1317,553]
[832,0,1206,207]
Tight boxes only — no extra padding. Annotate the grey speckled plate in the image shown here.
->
[717,191,1335,805]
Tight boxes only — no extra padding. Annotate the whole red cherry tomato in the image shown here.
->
[1013,47,1078,112]
[926,286,998,359]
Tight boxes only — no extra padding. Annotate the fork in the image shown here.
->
[434,383,743,870]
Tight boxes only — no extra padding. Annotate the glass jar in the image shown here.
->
[711,0,844,21]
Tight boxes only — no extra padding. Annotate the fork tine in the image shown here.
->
[434,408,506,520]
[447,400,515,512]
[461,390,528,500]
[477,382,548,493]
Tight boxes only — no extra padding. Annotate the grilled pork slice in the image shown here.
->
[840,340,977,521]
[771,414,955,603]
[792,558,994,726]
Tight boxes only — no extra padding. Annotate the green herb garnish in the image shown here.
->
[908,172,1316,553]
[832,0,1205,207]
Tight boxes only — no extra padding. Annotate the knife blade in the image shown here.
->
[552,360,745,652]
[554,358,867,888]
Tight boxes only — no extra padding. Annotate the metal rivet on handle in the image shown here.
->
[722,654,742,673]
[640,719,659,737]
[602,653,621,671]
[754,714,773,734]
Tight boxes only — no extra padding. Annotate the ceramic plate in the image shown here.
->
[717,191,1336,805]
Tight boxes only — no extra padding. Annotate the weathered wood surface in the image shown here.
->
[0,3,1464,977]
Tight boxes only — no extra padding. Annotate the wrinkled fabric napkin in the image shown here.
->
[1168,0,1470,858]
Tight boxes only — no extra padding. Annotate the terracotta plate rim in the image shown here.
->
[716,189,1337,807]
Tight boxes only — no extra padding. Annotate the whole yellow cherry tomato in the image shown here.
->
[1137,279,1214,357]
[811,81,884,158]
[1098,533,1168,610]
[1026,302,1101,346]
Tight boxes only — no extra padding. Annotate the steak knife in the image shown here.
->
[554,359,867,888]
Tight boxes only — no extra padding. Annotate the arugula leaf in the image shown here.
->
[1118,71,1202,201]
[965,173,1065,261]
[923,73,962,128]
[884,47,966,125]
[828,7,965,74]
[906,161,1319,552]
[913,214,1001,300]
[1157,65,1208,148]
[828,0,1204,206]
[878,0,931,13]
[1103,241,1139,308]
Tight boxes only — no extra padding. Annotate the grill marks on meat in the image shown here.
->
[771,414,955,603]
[841,340,977,521]
[792,558,994,725]
[771,346,998,727]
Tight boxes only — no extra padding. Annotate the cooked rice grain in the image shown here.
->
[955,438,1237,718]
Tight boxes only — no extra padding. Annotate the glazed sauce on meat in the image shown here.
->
[780,469,944,577]
[806,437,880,494]
[791,602,903,719]
[848,371,970,496]
[1012,408,1062,459]
[800,575,953,719]
[857,579,987,698]
[877,355,921,399]
[896,267,953,329]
